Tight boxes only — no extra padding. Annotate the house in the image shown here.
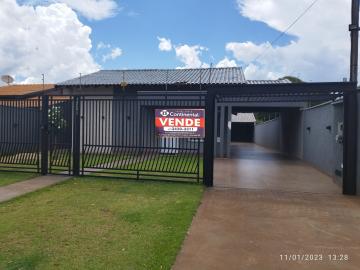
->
[0,84,55,97]
[0,67,358,195]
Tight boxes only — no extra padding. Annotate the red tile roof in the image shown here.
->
[0,84,55,96]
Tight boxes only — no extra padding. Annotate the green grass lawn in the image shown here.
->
[0,177,203,270]
[0,172,38,187]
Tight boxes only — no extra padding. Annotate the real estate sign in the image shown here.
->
[155,109,205,138]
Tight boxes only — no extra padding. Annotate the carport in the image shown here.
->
[203,82,358,195]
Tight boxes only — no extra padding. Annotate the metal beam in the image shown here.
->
[209,82,356,95]
[51,82,356,95]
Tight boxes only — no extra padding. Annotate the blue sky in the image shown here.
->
[87,0,292,69]
[1,0,351,83]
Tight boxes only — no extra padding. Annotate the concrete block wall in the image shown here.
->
[254,118,282,150]
[254,102,344,181]
[302,103,343,178]
[254,109,302,158]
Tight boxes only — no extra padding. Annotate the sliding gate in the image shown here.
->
[79,93,205,182]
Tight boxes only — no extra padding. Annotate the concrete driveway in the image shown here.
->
[214,143,341,194]
[173,188,360,270]
[173,143,359,270]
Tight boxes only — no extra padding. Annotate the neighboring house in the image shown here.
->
[0,84,55,97]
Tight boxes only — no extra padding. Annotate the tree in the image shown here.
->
[48,106,67,133]
[279,76,304,83]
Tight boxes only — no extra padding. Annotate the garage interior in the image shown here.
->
[213,102,343,194]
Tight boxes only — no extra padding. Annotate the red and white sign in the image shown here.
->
[155,109,205,138]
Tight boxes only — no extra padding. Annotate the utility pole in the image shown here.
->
[343,0,359,195]
[350,0,360,82]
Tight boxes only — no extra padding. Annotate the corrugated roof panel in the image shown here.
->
[58,68,291,87]
[246,79,291,84]
[58,67,248,86]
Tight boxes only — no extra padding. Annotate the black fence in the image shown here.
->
[0,98,41,173]
[0,93,205,183]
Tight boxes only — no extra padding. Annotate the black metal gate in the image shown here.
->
[0,93,205,183]
[48,96,73,175]
[78,93,205,182]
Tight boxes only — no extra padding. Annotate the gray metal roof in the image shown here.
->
[58,68,248,86]
[57,68,292,87]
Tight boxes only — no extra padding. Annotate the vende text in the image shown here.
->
[156,117,204,128]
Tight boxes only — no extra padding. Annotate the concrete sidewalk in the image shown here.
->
[173,188,360,270]
[0,175,70,203]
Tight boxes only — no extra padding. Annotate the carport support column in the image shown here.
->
[226,106,232,158]
[219,106,225,158]
[343,90,358,195]
[204,91,215,187]
[72,96,81,176]
[214,104,218,157]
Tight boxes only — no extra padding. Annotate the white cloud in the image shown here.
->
[97,41,123,62]
[59,0,118,20]
[102,47,123,62]
[157,37,173,52]
[97,41,111,50]
[226,42,270,64]
[230,0,351,81]
[216,57,237,68]
[25,0,119,20]
[158,37,211,68]
[0,0,99,84]
[174,44,209,68]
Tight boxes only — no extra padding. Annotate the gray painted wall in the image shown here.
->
[302,103,340,177]
[254,109,302,157]
[254,102,344,182]
[254,118,281,150]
